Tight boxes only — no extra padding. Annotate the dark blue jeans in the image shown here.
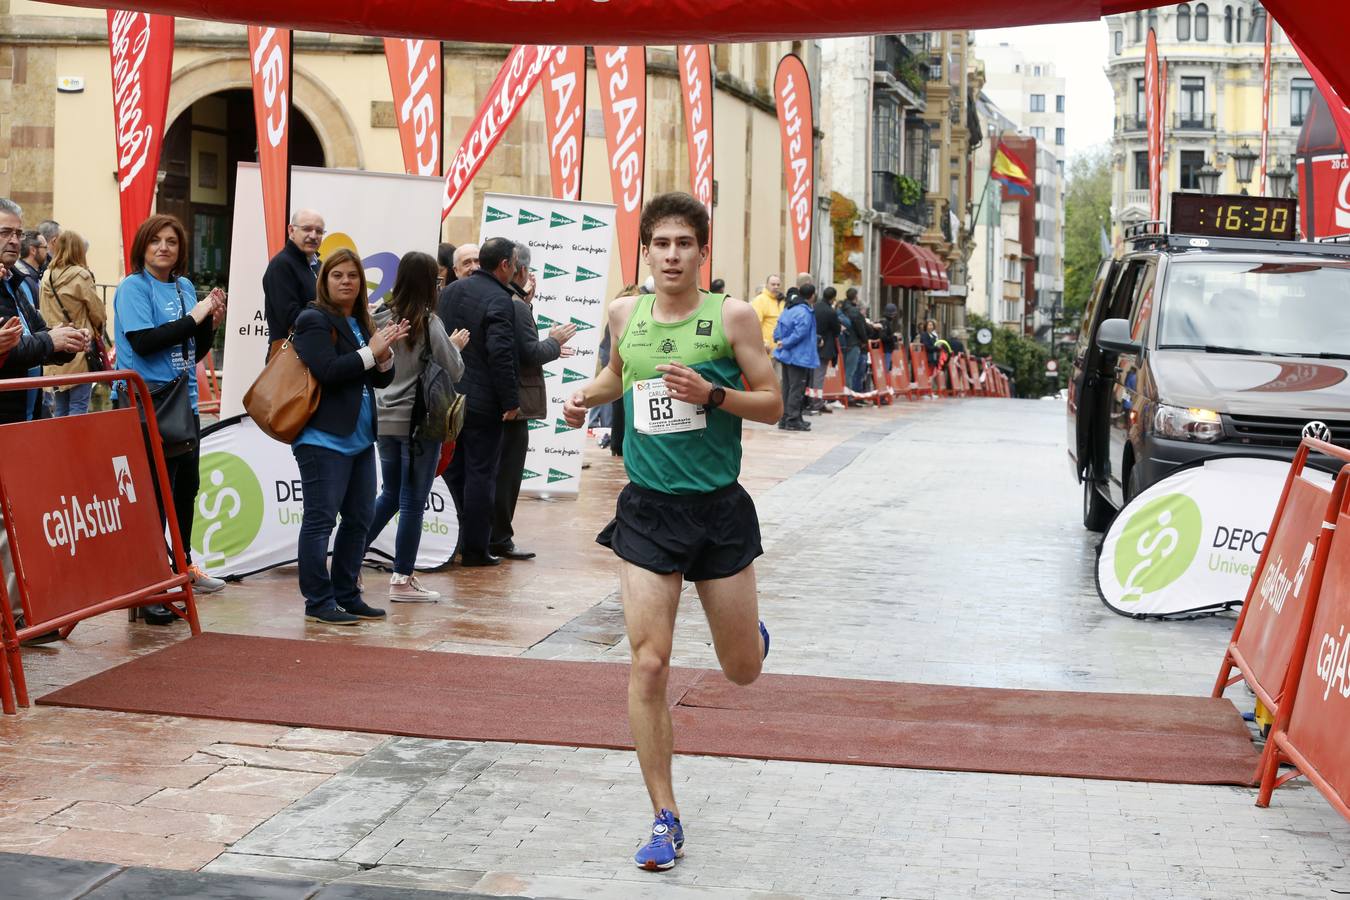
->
[843,346,863,392]
[367,435,441,575]
[293,443,376,613]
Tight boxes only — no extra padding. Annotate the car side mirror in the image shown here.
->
[1096,318,1141,356]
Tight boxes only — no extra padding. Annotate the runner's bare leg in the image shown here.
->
[620,560,684,817]
[695,563,764,686]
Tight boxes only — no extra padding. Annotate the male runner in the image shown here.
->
[562,192,782,871]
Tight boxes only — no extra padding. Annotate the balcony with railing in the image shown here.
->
[871,172,929,228]
[1173,112,1216,131]
[872,35,926,109]
[1116,114,1147,133]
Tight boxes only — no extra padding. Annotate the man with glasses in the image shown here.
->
[263,208,326,353]
[13,231,47,303]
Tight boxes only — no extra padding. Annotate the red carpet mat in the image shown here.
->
[37,633,1259,785]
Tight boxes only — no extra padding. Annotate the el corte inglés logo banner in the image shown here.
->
[543,263,569,279]
[554,418,576,433]
[582,215,607,231]
[522,468,542,480]
[485,205,511,222]
[548,467,573,483]
[518,208,543,225]
[561,368,587,383]
[550,212,575,228]
[576,266,601,282]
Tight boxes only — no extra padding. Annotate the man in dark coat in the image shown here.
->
[810,285,840,413]
[262,209,324,347]
[488,244,576,560]
[437,236,521,566]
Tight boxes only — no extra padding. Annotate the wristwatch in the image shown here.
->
[704,386,727,412]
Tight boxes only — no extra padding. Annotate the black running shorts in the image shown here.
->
[596,482,763,582]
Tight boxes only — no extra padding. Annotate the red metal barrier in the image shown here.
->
[0,370,200,714]
[820,339,853,407]
[196,350,221,417]
[908,344,935,397]
[1213,440,1350,735]
[1257,466,1350,818]
[947,356,968,397]
[866,340,893,406]
[889,349,913,400]
[966,355,983,395]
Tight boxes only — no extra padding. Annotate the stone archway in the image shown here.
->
[167,54,363,170]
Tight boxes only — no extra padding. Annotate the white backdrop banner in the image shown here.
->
[190,416,458,578]
[477,192,615,496]
[220,163,445,419]
[1097,457,1332,619]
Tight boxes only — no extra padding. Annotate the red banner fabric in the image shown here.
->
[106,11,174,274]
[1297,154,1350,240]
[1144,29,1161,221]
[774,54,814,280]
[384,38,443,177]
[1295,43,1350,171]
[248,26,292,258]
[1260,15,1273,191]
[541,46,586,202]
[442,44,553,220]
[678,45,714,290]
[595,46,647,286]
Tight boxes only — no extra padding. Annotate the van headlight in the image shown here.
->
[1152,404,1223,442]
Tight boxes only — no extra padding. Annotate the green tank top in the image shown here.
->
[617,293,743,495]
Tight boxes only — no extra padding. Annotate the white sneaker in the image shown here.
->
[389,574,440,602]
[188,564,226,594]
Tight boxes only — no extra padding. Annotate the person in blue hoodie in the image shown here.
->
[772,282,818,432]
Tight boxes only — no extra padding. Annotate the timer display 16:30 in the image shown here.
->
[1170,193,1298,240]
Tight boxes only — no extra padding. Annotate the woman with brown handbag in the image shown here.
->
[291,248,409,626]
[39,229,106,416]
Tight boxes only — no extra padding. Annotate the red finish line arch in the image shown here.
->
[47,2,1350,111]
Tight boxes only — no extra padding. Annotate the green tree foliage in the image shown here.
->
[968,313,1054,398]
[1064,150,1113,313]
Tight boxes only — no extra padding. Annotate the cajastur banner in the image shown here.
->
[596,46,646,286]
[774,53,813,279]
[384,38,443,178]
[442,45,554,219]
[542,46,586,202]
[678,44,714,289]
[106,11,174,273]
[248,25,292,257]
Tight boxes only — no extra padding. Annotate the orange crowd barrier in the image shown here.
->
[1213,440,1350,739]
[966,355,983,395]
[196,350,221,416]
[866,340,893,406]
[0,370,201,714]
[889,349,913,400]
[820,339,853,406]
[908,344,935,398]
[1257,465,1350,820]
[946,356,968,397]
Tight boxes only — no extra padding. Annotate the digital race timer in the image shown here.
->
[1170,193,1297,240]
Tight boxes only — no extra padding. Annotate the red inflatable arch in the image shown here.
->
[47,0,1349,122]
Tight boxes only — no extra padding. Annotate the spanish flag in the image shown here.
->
[991,141,1032,196]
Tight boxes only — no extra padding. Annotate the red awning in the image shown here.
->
[880,237,930,289]
[924,248,950,291]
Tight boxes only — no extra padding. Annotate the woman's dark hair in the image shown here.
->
[388,251,438,346]
[639,192,710,248]
[315,248,374,336]
[129,213,188,280]
[437,241,456,284]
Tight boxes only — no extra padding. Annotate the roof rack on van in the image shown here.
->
[1124,231,1350,258]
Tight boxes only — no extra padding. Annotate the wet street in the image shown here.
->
[3,397,1349,899]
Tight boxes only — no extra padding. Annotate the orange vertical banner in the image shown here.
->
[106,11,175,274]
[384,38,443,177]
[1260,14,1274,192]
[1145,29,1161,219]
[678,44,714,289]
[595,45,646,286]
[774,53,814,279]
[541,46,586,201]
[248,25,292,257]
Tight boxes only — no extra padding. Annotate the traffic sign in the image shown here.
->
[1046,359,1058,373]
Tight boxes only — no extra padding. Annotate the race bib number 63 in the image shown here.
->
[633,377,707,435]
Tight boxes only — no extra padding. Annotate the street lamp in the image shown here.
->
[1267,159,1294,199]
[1232,144,1259,194]
[1196,161,1223,195]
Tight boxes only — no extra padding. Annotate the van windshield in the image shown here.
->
[1158,259,1350,357]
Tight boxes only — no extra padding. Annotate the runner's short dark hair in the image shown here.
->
[640,192,709,249]
[479,236,515,273]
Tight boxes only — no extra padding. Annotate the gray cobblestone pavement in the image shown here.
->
[208,399,1350,899]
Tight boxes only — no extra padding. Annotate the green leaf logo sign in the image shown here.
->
[522,468,542,480]
[486,206,511,223]
[518,208,544,225]
[527,418,548,431]
[582,215,607,231]
[1112,494,1203,601]
[536,313,558,329]
[576,266,602,282]
[550,212,576,228]
[543,263,569,280]
[569,317,595,332]
[561,368,587,384]
[555,418,576,434]
[547,467,574,483]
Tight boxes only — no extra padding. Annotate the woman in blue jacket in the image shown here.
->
[772,282,818,432]
[291,248,408,626]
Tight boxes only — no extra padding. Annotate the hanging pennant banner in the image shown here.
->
[595,46,646,286]
[774,53,813,279]
[248,25,292,258]
[443,44,554,220]
[106,10,175,274]
[541,46,586,202]
[1145,28,1161,222]
[1260,15,1273,192]
[678,44,714,289]
[384,38,443,177]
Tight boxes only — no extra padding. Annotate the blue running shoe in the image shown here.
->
[633,808,684,871]
[760,620,770,660]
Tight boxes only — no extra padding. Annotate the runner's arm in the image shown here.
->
[561,297,634,426]
[656,298,781,425]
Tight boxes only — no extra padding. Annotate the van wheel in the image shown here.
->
[1125,464,1144,503]
[1083,479,1113,532]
